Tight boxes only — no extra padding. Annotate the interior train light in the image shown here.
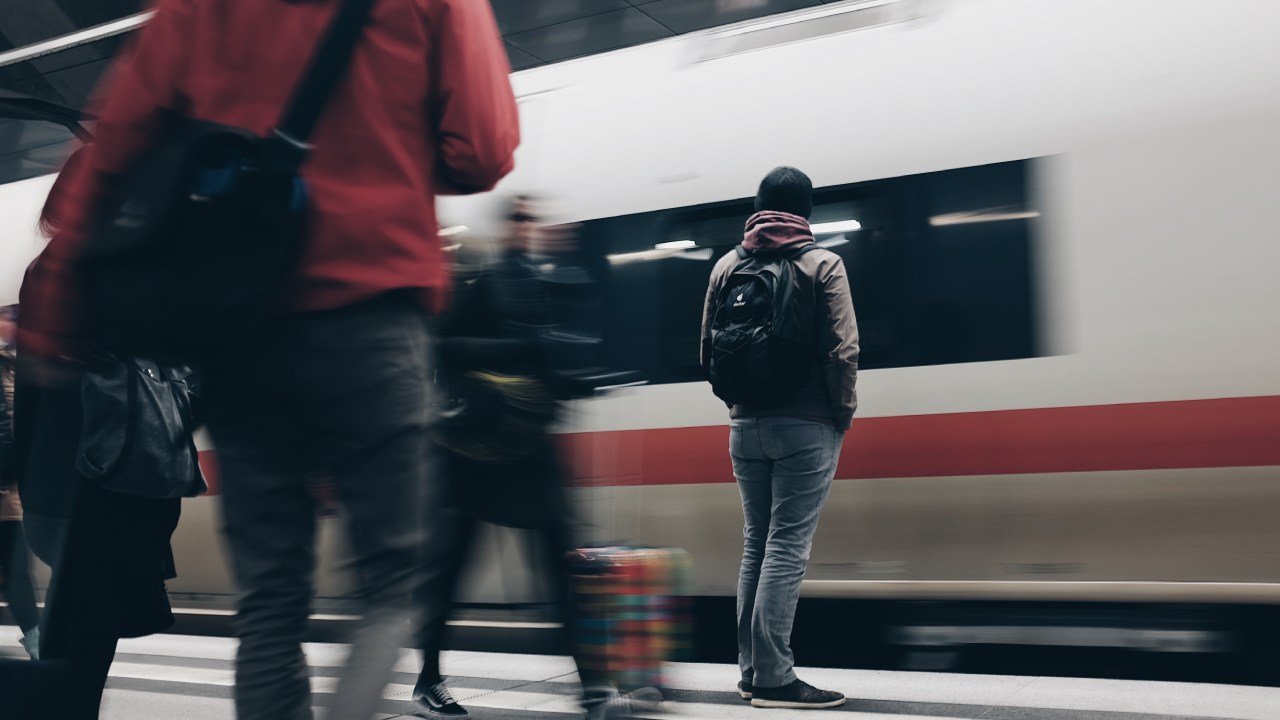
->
[810,219,862,235]
[817,237,850,249]
[438,225,469,236]
[654,239,697,250]
[929,210,1041,227]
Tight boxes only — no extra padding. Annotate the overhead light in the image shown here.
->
[715,0,910,38]
[929,209,1040,227]
[442,243,462,252]
[438,225,469,237]
[608,245,712,265]
[698,0,928,61]
[654,239,696,250]
[811,219,861,235]
[0,11,154,68]
[817,237,849,249]
[608,249,675,265]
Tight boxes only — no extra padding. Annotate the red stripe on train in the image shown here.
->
[197,395,1280,496]
[559,395,1280,486]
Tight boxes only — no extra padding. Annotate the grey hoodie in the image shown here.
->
[700,211,860,430]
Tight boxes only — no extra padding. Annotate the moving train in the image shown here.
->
[3,0,1280,661]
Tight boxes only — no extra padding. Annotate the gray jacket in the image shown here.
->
[699,211,860,430]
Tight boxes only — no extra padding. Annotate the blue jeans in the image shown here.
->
[731,417,843,688]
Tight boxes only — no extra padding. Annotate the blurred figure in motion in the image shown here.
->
[419,197,636,719]
[0,305,40,659]
[13,1,518,719]
[701,167,859,709]
[12,168,200,720]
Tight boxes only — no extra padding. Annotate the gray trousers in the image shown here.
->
[205,294,431,720]
[730,416,843,689]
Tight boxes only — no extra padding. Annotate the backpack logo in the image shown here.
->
[733,292,745,308]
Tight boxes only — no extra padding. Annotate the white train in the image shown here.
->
[3,0,1280,656]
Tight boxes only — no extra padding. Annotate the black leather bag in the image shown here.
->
[77,0,377,361]
[76,356,205,500]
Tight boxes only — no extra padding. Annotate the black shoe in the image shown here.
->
[750,679,845,709]
[737,680,753,700]
[413,681,469,717]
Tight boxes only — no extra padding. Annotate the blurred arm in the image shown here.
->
[817,256,859,430]
[426,0,520,195]
[699,265,720,380]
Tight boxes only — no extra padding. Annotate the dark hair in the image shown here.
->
[754,166,813,219]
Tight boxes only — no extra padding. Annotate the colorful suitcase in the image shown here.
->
[570,546,693,693]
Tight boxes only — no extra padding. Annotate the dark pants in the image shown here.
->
[0,520,39,631]
[204,294,432,720]
[38,479,180,720]
[418,447,598,693]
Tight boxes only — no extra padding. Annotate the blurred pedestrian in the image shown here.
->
[418,198,634,719]
[0,305,40,659]
[12,161,200,720]
[701,167,859,709]
[14,1,519,719]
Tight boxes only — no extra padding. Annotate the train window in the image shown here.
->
[579,158,1041,384]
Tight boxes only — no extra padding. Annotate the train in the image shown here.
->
[3,0,1280,661]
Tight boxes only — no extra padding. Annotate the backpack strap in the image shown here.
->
[272,0,379,157]
[783,242,820,260]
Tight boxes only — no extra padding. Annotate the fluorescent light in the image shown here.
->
[654,239,696,250]
[0,11,154,68]
[715,0,907,38]
[929,210,1040,227]
[817,237,849,249]
[438,225,469,237]
[811,219,861,235]
[608,245,711,265]
[608,249,675,265]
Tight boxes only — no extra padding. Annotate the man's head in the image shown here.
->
[754,166,813,219]
[503,194,539,252]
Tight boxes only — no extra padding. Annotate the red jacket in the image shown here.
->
[20,0,519,359]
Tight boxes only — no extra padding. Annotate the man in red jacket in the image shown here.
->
[20,1,519,719]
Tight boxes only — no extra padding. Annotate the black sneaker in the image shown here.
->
[413,681,469,717]
[750,679,845,709]
[737,680,753,700]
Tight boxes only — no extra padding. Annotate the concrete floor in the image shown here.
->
[2,627,1278,719]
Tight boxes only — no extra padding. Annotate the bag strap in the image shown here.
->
[272,0,379,156]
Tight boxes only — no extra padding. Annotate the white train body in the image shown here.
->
[3,0,1280,615]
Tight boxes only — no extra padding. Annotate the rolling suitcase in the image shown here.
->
[570,546,693,694]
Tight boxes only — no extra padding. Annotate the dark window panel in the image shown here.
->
[636,0,822,35]
[577,158,1043,384]
[491,0,631,36]
[505,8,673,64]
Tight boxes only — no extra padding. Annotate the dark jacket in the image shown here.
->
[700,211,861,430]
[439,246,573,529]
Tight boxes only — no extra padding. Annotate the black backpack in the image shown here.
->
[707,243,818,407]
[76,0,376,361]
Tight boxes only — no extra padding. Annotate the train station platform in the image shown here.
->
[3,627,1278,720]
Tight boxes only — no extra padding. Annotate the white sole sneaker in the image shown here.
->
[750,697,846,709]
[738,689,753,700]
